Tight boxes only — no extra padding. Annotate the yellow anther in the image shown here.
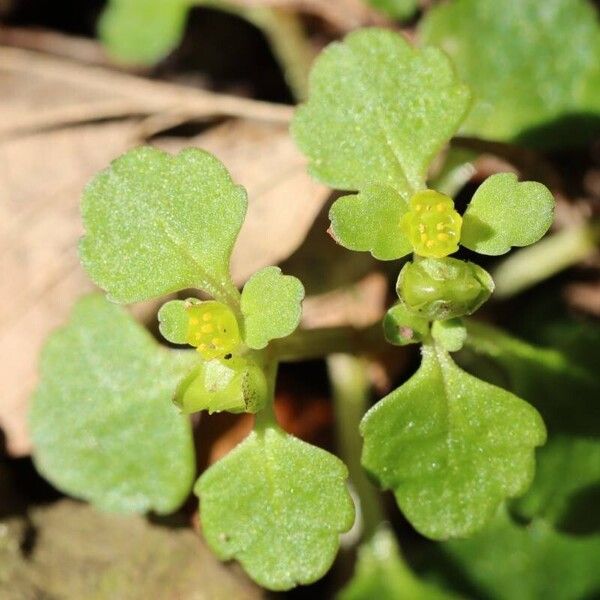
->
[400,189,463,258]
[186,301,241,359]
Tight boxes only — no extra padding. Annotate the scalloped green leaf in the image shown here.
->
[292,28,470,195]
[196,427,355,591]
[420,0,600,147]
[360,344,546,539]
[240,267,304,349]
[29,295,197,514]
[80,147,247,305]
[339,527,458,600]
[329,185,412,260]
[99,0,191,65]
[443,508,600,600]
[461,173,554,256]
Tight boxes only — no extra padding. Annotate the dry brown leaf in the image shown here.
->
[0,46,293,137]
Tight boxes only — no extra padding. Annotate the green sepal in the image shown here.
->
[196,427,355,591]
[174,355,268,415]
[329,185,412,260]
[461,173,555,256]
[431,318,467,352]
[361,343,546,539]
[397,257,494,320]
[240,266,304,350]
[383,303,430,346]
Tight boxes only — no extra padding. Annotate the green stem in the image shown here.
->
[253,358,279,431]
[327,354,385,540]
[271,323,385,362]
[492,222,600,299]
[199,1,313,101]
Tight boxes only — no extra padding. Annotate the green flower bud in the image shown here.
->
[383,303,430,346]
[174,355,267,415]
[431,318,467,352]
[396,257,494,320]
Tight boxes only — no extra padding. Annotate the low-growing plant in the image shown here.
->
[32,26,598,595]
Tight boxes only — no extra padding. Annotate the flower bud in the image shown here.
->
[397,257,494,320]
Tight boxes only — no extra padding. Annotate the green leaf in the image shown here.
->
[292,28,470,194]
[99,0,191,65]
[174,356,268,415]
[443,508,600,600]
[419,0,600,147]
[383,303,430,346]
[360,343,546,539]
[240,267,304,349]
[80,147,247,305]
[338,527,458,600]
[196,427,354,591]
[329,185,412,260]
[366,0,419,20]
[431,319,467,352]
[461,173,554,256]
[158,298,200,345]
[29,295,197,514]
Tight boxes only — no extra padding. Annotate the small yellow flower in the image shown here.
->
[185,301,241,359]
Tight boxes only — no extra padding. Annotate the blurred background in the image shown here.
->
[1,1,599,598]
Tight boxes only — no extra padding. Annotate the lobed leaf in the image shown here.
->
[196,427,354,591]
[240,267,304,349]
[158,298,200,345]
[338,527,458,600]
[361,343,546,539]
[329,185,412,260]
[420,0,600,147]
[80,147,247,305]
[29,295,197,514]
[99,0,191,65]
[443,508,600,600]
[292,28,470,194]
[461,173,554,256]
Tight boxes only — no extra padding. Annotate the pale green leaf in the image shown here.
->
[329,185,412,260]
[338,527,459,600]
[443,508,600,600]
[158,298,200,345]
[360,344,546,539]
[80,147,247,305]
[420,0,600,147]
[240,267,304,349]
[461,173,554,256]
[366,0,418,20]
[292,28,470,194]
[29,295,197,514]
[99,0,191,65]
[196,427,354,591]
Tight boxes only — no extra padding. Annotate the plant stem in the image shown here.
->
[271,323,386,362]
[492,222,600,299]
[199,1,314,101]
[327,354,385,540]
[253,359,279,431]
